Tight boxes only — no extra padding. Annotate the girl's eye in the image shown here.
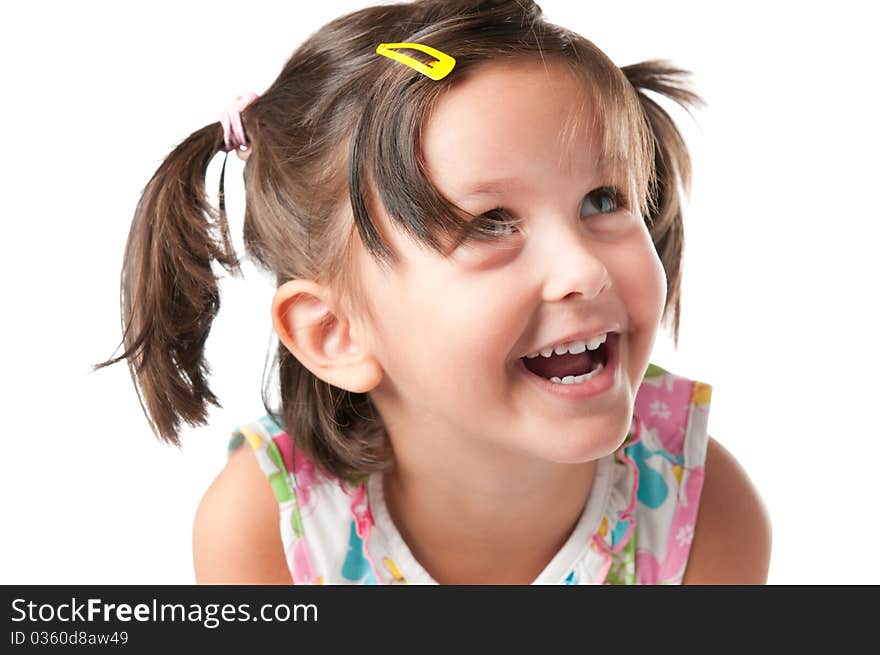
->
[581,186,626,216]
[474,208,519,239]
[472,186,627,241]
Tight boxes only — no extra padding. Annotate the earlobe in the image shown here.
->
[271,280,383,393]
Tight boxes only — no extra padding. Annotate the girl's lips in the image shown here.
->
[516,332,620,400]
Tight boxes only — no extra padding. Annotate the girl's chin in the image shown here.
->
[517,411,635,465]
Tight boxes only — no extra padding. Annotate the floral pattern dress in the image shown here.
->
[227,363,712,585]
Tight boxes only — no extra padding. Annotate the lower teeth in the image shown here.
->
[549,362,604,385]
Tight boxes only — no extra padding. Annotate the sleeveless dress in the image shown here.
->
[228,362,713,585]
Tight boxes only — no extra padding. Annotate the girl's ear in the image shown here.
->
[271,279,383,393]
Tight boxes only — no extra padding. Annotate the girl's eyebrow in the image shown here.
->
[457,177,517,199]
[457,157,616,200]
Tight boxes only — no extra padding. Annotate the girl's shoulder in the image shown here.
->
[680,436,772,584]
[228,414,364,585]
[228,414,357,503]
[620,362,769,584]
[192,432,295,584]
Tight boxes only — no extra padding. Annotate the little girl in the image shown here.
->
[98,0,771,584]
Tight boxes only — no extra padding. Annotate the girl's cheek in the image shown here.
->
[614,235,667,324]
[646,244,668,306]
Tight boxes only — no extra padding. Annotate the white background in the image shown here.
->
[2,0,877,584]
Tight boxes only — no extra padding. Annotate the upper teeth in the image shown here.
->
[524,333,608,359]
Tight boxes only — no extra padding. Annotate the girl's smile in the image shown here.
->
[515,330,623,401]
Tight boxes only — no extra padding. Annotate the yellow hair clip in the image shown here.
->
[375,42,456,81]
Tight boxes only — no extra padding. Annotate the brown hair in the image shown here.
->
[94,0,704,480]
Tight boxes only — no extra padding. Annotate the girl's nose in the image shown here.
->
[537,223,610,303]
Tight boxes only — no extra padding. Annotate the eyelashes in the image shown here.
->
[468,186,629,242]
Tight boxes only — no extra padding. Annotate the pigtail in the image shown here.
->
[622,60,705,348]
[94,122,242,446]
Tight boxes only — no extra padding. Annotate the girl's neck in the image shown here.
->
[381,457,597,584]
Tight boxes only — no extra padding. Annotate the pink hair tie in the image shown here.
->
[219,91,260,152]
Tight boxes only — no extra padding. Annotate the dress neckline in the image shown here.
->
[365,454,616,585]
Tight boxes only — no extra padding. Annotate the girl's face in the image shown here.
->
[353,59,666,468]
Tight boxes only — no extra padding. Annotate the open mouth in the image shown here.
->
[520,333,614,384]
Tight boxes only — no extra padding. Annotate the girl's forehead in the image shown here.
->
[428,60,591,142]
[423,61,607,200]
